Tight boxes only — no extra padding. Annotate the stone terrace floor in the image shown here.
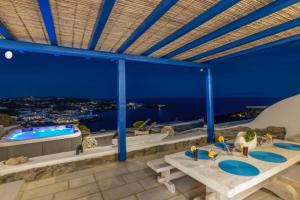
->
[19,153,281,200]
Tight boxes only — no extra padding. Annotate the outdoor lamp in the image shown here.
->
[5,51,13,59]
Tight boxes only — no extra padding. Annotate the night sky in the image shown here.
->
[0,39,300,100]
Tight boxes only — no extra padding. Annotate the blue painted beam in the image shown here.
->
[117,0,178,53]
[88,0,116,50]
[37,0,57,45]
[0,40,206,68]
[142,0,240,56]
[0,23,14,40]
[164,0,299,59]
[209,34,300,63]
[205,67,215,143]
[187,17,300,61]
[117,59,127,161]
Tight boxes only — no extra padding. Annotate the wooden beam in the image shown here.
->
[0,40,206,68]
[117,0,178,53]
[0,23,14,40]
[142,0,240,56]
[37,0,57,45]
[209,34,300,63]
[163,0,299,59]
[187,17,300,61]
[88,0,116,50]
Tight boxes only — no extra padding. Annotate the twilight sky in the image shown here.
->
[0,39,300,100]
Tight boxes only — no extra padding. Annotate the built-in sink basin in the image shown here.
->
[185,150,210,160]
[249,151,287,163]
[214,142,234,150]
[274,143,300,151]
[218,160,260,176]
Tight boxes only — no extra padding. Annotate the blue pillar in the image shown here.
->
[117,59,127,161]
[205,68,215,142]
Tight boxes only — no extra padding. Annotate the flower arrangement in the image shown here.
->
[264,133,273,143]
[234,130,257,150]
[244,130,256,142]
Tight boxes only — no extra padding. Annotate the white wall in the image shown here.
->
[247,94,300,139]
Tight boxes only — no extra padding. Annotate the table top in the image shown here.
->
[164,139,300,198]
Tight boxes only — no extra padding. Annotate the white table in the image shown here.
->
[164,139,300,200]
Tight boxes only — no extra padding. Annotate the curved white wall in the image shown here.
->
[247,94,300,139]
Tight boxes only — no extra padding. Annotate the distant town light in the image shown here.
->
[4,51,13,59]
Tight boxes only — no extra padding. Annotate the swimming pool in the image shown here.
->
[0,125,82,161]
[3,125,77,141]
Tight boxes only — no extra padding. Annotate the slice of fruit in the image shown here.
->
[191,145,197,152]
[218,136,225,143]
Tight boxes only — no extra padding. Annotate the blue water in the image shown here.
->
[249,151,287,163]
[84,97,280,132]
[219,160,260,176]
[185,150,210,160]
[6,126,75,141]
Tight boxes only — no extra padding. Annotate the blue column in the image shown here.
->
[205,68,215,142]
[117,59,127,161]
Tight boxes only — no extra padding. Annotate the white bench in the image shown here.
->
[147,158,185,193]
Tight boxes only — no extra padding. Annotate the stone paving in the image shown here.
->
[19,153,280,200]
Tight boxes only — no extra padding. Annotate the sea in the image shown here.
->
[83,97,282,132]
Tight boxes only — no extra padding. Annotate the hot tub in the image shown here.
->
[0,125,82,161]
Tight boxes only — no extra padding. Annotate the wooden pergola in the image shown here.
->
[0,0,299,160]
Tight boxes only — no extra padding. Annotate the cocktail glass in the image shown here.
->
[193,149,198,161]
[243,146,249,157]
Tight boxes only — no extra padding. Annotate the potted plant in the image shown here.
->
[77,124,98,150]
[132,120,150,135]
[234,130,257,151]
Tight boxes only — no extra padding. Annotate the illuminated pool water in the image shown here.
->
[3,125,76,141]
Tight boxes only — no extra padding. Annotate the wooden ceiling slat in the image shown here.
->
[174,3,300,60]
[150,0,274,58]
[0,0,299,63]
[49,0,103,49]
[198,26,300,62]
[124,0,218,55]
[0,0,49,44]
[95,0,162,52]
